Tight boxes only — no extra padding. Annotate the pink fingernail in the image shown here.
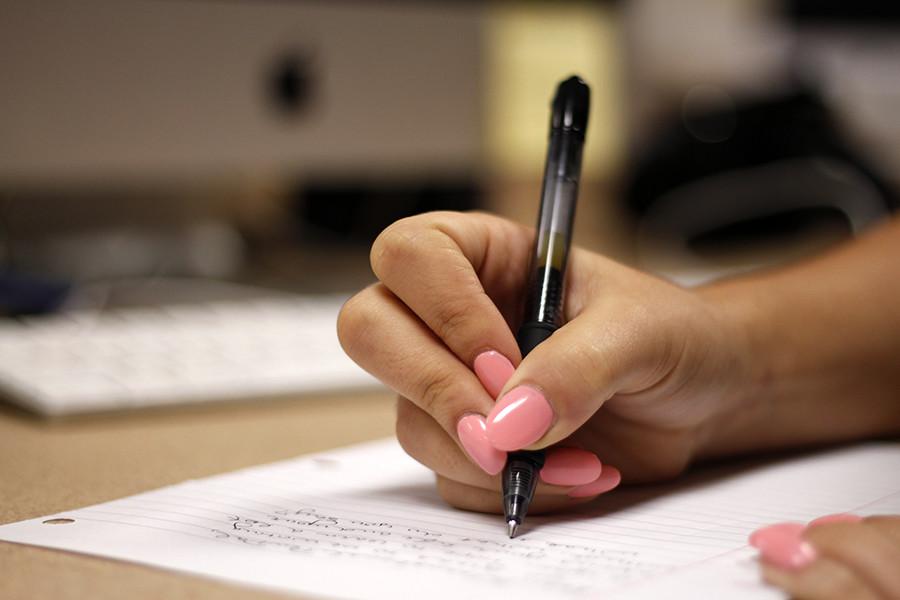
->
[748,522,805,547]
[457,414,507,475]
[473,351,515,398]
[749,523,817,570]
[568,466,621,498]
[541,448,603,486]
[485,385,553,451]
[808,513,863,527]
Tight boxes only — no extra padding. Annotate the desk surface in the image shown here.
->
[0,390,397,600]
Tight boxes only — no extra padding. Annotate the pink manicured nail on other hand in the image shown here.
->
[485,385,553,451]
[457,415,507,475]
[749,522,817,570]
[473,351,515,398]
[541,447,603,486]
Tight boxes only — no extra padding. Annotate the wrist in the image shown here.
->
[691,279,774,460]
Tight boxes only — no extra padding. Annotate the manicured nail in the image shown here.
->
[473,351,515,398]
[541,448,603,486]
[748,522,805,547]
[808,513,863,527]
[484,385,553,451]
[749,523,817,570]
[457,414,507,475]
[568,466,621,498]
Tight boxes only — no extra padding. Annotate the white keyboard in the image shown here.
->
[0,296,382,417]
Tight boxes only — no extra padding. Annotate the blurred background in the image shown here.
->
[4,0,900,298]
[1,0,898,415]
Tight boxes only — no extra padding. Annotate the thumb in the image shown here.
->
[483,308,665,451]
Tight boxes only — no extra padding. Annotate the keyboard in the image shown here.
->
[0,296,382,417]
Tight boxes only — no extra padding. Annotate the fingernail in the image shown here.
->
[484,385,553,451]
[748,522,805,547]
[457,414,507,475]
[749,523,817,570]
[541,448,603,486]
[808,513,863,527]
[568,466,621,498]
[473,351,515,398]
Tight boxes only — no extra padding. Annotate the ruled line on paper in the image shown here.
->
[1,440,898,600]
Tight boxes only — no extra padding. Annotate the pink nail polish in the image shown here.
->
[808,513,863,527]
[473,351,515,398]
[748,522,805,547]
[749,523,817,570]
[541,448,603,486]
[484,385,553,451]
[457,414,507,475]
[568,466,621,498]
[759,537,817,570]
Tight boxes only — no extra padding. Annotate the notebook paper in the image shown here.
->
[2,440,899,599]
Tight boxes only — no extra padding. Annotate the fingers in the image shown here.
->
[434,474,603,516]
[397,396,616,498]
[483,298,677,451]
[369,212,526,370]
[338,284,495,438]
[396,396,503,488]
[803,519,900,598]
[751,515,900,600]
[761,558,879,600]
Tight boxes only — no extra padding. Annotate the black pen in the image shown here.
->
[503,75,590,539]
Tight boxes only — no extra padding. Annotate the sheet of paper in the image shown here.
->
[2,440,899,599]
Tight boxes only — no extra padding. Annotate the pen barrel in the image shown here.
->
[521,265,565,330]
[526,128,584,327]
[502,451,546,524]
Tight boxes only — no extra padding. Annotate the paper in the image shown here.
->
[2,440,899,599]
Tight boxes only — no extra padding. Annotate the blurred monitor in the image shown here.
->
[0,0,485,297]
[0,0,483,185]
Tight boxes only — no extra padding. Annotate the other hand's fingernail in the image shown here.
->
[456,414,507,475]
[473,351,515,398]
[749,523,817,570]
[748,522,805,547]
[568,465,621,498]
[485,385,553,451]
[808,513,863,527]
[541,447,603,486]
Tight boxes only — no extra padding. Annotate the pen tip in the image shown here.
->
[507,519,519,539]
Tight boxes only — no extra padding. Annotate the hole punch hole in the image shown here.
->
[42,518,75,525]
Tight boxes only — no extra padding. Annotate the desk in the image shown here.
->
[0,391,397,599]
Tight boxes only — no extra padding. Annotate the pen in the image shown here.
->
[503,75,590,539]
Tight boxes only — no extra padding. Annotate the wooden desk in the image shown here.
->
[0,391,397,599]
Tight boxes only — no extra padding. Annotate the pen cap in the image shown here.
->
[550,76,590,139]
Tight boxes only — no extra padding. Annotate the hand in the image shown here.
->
[338,211,752,514]
[750,514,900,599]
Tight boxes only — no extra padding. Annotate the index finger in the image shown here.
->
[370,211,529,375]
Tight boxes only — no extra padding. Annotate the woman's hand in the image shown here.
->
[750,514,900,599]
[337,211,754,514]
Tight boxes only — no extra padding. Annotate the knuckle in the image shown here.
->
[395,398,425,461]
[431,297,473,347]
[416,367,458,423]
[336,287,380,360]
[370,218,425,279]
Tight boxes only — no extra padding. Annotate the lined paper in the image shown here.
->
[2,440,899,599]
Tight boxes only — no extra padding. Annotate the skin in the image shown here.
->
[761,517,900,599]
[337,211,900,596]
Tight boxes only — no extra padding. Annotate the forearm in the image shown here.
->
[698,216,900,458]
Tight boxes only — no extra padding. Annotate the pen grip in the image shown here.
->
[516,321,557,358]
